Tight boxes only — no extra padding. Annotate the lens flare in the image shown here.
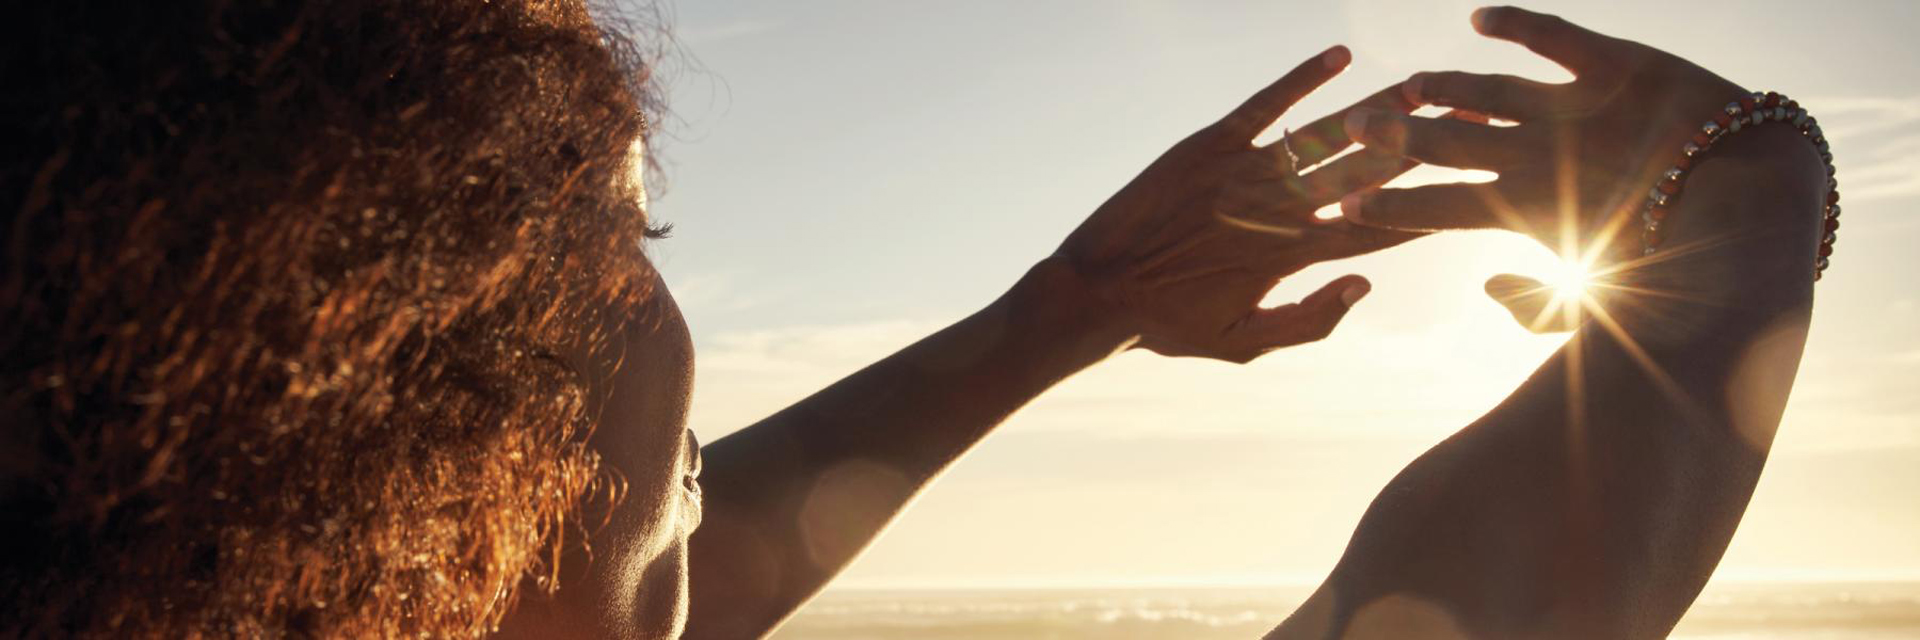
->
[1545,258,1593,305]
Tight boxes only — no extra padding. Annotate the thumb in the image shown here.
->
[1234,275,1372,351]
[1485,273,1578,333]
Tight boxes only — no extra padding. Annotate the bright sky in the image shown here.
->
[642,0,1920,589]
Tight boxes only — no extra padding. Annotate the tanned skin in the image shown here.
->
[502,8,1821,639]
[500,46,1435,639]
[1268,7,1825,639]
[681,48,1438,638]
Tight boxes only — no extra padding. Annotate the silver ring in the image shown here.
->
[1280,128,1301,175]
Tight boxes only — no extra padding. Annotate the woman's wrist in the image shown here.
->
[1632,87,1836,265]
[1660,120,1825,264]
[999,256,1141,372]
[1606,119,1826,337]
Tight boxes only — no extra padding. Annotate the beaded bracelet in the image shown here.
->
[1637,91,1840,281]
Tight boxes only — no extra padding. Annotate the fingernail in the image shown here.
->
[1340,193,1368,224]
[1322,45,1351,70]
[1470,7,1495,33]
[1343,108,1373,142]
[1341,281,1372,308]
[1401,73,1427,105]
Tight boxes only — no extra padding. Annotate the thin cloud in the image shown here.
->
[1810,95,1920,201]
[1810,96,1920,140]
[1843,131,1920,201]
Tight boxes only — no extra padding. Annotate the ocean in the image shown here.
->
[773,582,1920,639]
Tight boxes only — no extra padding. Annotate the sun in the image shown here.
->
[1544,258,1594,304]
[1490,251,1601,335]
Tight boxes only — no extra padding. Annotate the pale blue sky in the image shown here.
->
[636,0,1920,587]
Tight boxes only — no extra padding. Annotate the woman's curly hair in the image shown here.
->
[0,0,667,636]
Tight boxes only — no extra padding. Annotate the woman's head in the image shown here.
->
[1,0,668,635]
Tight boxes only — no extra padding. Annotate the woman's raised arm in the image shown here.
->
[1270,7,1831,638]
[682,47,1430,639]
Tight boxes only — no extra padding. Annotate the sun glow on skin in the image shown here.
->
[1545,258,1593,307]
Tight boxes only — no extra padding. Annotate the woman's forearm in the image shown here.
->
[682,258,1131,638]
[680,49,1442,637]
[1275,124,1828,639]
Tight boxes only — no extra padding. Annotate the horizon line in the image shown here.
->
[823,572,1920,592]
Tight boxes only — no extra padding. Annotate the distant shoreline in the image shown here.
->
[816,578,1920,594]
[776,582,1920,639]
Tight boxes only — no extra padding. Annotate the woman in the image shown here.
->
[1,2,1825,638]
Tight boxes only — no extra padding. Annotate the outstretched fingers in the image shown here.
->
[1266,84,1421,169]
[1345,108,1531,170]
[1242,108,1491,208]
[1286,149,1416,205]
[1341,181,1522,233]
[1216,45,1353,141]
[1227,144,1415,211]
[1471,6,1621,77]
[1403,71,1560,122]
[1228,275,1373,353]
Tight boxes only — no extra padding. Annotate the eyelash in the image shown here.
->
[644,222,673,240]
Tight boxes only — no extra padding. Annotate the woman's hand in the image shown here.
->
[1053,46,1425,364]
[1339,6,1751,261]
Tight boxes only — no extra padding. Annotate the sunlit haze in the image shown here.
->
[644,0,1920,594]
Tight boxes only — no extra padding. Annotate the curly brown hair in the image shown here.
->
[0,0,667,636]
